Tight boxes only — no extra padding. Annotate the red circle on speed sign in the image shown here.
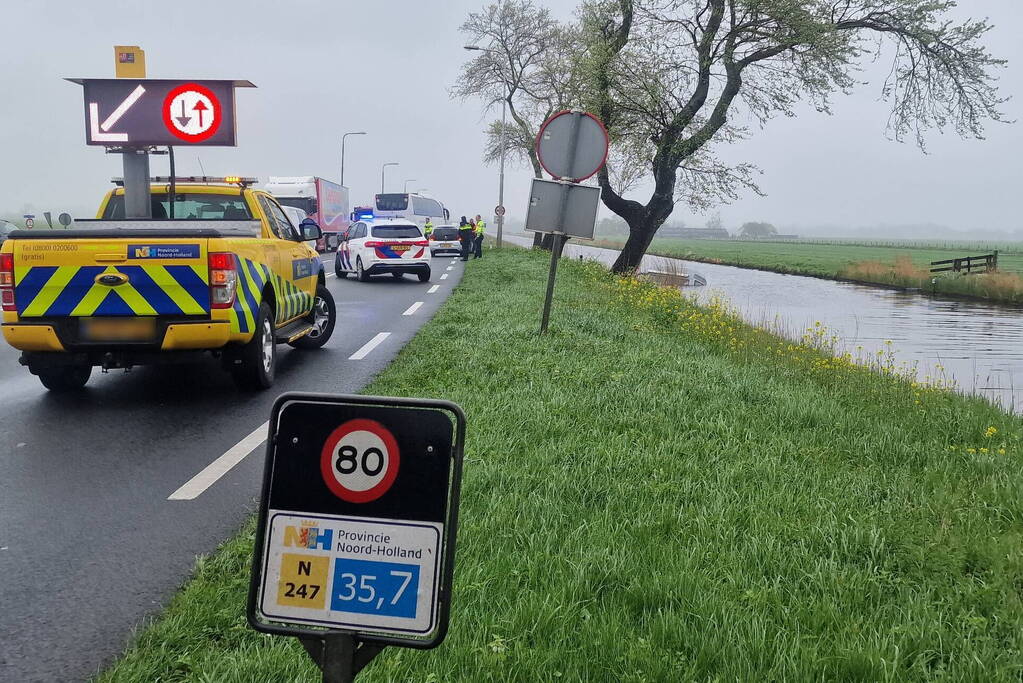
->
[162,83,222,143]
[320,419,400,503]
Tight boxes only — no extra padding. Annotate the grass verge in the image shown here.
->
[101,248,1023,681]
[590,237,1023,304]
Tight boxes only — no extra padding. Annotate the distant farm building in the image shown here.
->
[661,227,730,239]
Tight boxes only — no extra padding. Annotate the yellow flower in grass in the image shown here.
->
[984,426,997,438]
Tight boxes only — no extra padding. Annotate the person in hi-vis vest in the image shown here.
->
[473,214,486,259]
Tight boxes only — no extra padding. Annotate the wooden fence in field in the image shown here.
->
[929,251,998,275]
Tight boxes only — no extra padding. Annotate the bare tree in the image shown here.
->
[453,1,582,178]
[582,0,1008,273]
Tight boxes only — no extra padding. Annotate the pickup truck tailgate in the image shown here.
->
[13,239,209,317]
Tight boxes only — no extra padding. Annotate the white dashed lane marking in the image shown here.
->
[168,422,269,500]
[348,332,391,360]
[427,285,440,294]
[402,302,424,316]
[440,274,448,280]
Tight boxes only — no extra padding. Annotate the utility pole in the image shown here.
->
[340,131,366,187]
[380,162,398,194]
[464,44,508,247]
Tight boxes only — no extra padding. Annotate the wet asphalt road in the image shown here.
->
[0,254,465,682]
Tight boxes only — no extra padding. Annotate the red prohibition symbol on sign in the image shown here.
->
[320,419,400,503]
[162,82,222,143]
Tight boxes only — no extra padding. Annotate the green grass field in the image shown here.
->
[100,248,1023,681]
[590,237,1023,303]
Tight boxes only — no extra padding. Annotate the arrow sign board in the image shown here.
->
[248,393,465,648]
[70,78,254,146]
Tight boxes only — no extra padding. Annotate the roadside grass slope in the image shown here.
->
[100,248,1023,682]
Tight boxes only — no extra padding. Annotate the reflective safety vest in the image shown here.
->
[424,220,434,236]
[474,219,486,235]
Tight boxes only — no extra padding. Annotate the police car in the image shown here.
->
[335,218,431,282]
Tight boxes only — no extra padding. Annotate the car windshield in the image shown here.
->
[375,194,408,211]
[372,224,421,239]
[102,193,253,220]
[433,227,458,240]
[276,197,316,215]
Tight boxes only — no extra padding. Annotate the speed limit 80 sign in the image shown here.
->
[321,418,400,503]
[248,393,465,648]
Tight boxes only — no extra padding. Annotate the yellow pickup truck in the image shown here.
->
[0,177,336,391]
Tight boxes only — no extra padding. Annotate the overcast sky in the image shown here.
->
[2,0,1019,235]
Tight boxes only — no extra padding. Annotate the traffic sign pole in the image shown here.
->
[122,147,152,218]
[539,112,581,334]
[530,109,608,334]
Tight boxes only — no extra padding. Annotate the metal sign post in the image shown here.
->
[529,110,609,334]
[248,393,465,683]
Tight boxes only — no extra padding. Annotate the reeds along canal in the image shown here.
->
[507,235,1023,413]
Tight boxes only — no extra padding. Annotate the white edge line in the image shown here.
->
[168,421,269,500]
[349,332,391,360]
[402,301,424,316]
[101,85,145,131]
[427,285,440,294]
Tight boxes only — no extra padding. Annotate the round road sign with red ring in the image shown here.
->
[162,83,222,143]
[320,418,400,503]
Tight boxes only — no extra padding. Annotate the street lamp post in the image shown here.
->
[403,179,417,193]
[464,44,507,248]
[340,131,366,187]
[380,162,398,193]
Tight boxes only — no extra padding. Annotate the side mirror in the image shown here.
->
[299,218,322,242]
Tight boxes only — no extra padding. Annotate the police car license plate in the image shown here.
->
[392,245,411,252]
[81,317,157,342]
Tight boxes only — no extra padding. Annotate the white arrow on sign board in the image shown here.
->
[88,84,145,143]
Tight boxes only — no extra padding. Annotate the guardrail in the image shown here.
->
[929,251,998,275]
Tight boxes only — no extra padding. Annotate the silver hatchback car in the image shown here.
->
[428,225,462,256]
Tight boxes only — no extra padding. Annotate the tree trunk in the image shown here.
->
[610,195,674,273]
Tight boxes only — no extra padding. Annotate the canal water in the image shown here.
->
[506,235,1023,413]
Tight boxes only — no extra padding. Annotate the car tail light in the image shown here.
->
[413,240,429,247]
[364,240,383,248]
[0,252,15,312]
[208,252,238,309]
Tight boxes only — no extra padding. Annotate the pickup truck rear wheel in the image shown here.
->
[35,365,91,392]
[289,284,336,349]
[232,302,275,390]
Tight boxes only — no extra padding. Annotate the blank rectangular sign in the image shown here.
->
[524,178,600,239]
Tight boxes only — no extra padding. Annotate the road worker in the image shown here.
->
[473,214,486,259]
[424,218,434,239]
